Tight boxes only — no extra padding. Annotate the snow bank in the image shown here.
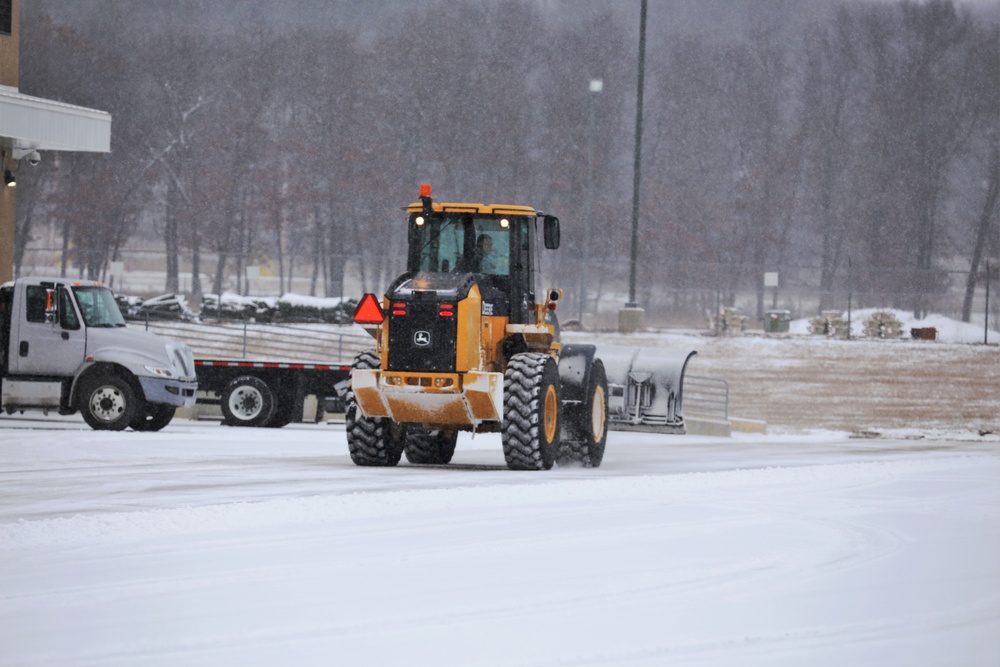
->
[278,293,349,308]
[789,308,997,344]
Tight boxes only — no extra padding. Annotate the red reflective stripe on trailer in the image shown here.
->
[196,360,352,371]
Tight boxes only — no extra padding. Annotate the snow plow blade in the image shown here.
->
[594,346,697,435]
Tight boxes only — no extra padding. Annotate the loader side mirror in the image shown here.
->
[543,215,560,250]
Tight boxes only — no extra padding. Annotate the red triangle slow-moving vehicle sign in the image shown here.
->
[353,293,385,325]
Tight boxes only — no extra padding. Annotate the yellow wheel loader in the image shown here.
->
[349,185,609,470]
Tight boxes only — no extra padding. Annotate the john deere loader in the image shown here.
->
[348,185,608,470]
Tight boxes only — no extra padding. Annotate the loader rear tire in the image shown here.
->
[346,404,405,466]
[557,359,608,467]
[502,353,561,470]
[346,349,405,467]
[404,428,458,465]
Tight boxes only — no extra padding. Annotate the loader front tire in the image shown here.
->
[404,428,458,465]
[346,349,404,467]
[557,359,608,467]
[502,353,561,470]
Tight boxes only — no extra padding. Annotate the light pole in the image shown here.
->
[578,78,602,326]
[986,259,992,346]
[621,0,647,333]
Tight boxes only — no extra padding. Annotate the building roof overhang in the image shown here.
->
[0,85,111,156]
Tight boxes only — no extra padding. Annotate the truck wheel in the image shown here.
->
[346,349,404,466]
[404,428,458,465]
[502,353,561,470]
[80,373,139,431]
[221,375,275,427]
[557,359,608,467]
[131,404,176,432]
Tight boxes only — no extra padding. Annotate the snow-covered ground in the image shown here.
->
[1,417,997,667]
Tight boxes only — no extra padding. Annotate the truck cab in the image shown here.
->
[0,278,197,430]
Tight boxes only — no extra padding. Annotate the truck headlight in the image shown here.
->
[144,365,174,378]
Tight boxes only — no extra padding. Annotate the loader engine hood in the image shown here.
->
[384,272,474,374]
[388,271,477,301]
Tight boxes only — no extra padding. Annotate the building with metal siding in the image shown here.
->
[0,0,111,282]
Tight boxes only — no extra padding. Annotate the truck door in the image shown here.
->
[12,284,87,377]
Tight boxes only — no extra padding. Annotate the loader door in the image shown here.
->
[512,217,535,324]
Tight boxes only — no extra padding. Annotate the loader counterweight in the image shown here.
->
[352,368,503,427]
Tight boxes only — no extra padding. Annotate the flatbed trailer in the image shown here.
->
[194,359,352,427]
[123,319,367,427]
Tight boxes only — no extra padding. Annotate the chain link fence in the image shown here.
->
[16,246,999,338]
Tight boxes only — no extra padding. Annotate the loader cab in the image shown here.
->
[406,209,540,324]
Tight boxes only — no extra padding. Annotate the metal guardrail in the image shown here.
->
[130,320,373,364]
[683,375,729,422]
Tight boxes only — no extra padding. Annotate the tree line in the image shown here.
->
[14,0,999,321]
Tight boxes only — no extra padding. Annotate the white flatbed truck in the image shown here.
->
[0,277,197,431]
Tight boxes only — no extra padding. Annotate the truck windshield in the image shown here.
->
[409,214,513,276]
[72,286,127,328]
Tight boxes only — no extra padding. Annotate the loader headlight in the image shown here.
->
[415,216,426,227]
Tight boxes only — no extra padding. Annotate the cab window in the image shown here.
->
[59,288,80,330]
[473,219,511,276]
[24,286,48,323]
[72,286,126,327]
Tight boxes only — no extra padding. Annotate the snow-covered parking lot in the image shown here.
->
[1,417,997,666]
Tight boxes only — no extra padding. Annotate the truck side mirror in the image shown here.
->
[543,215,560,250]
[44,288,57,324]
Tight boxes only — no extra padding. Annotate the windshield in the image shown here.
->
[409,214,514,276]
[72,286,127,327]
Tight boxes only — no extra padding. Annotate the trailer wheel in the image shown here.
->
[502,352,561,470]
[266,400,296,428]
[404,428,458,465]
[80,373,139,431]
[557,359,608,467]
[221,375,275,427]
[131,404,176,432]
[346,349,404,466]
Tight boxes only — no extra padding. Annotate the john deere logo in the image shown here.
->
[413,330,431,347]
